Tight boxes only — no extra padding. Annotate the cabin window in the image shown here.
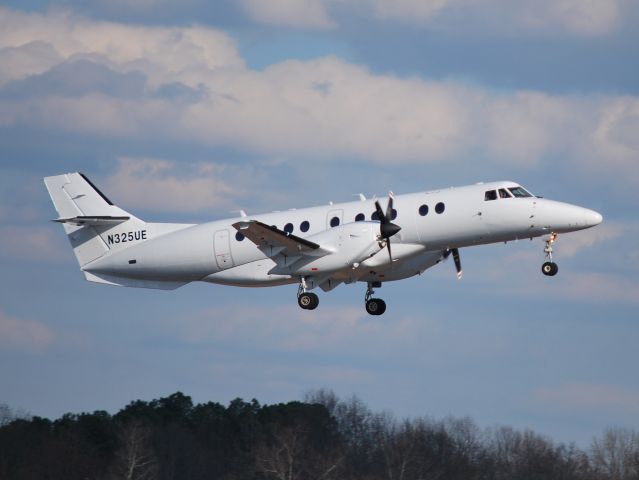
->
[419,204,429,216]
[284,223,294,234]
[330,216,340,227]
[371,211,380,221]
[355,213,365,222]
[435,202,445,214]
[235,232,245,241]
[391,208,398,220]
[484,190,497,201]
[508,186,533,198]
[300,220,310,232]
[499,188,512,199]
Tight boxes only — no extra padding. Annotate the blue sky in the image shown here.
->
[0,0,638,447]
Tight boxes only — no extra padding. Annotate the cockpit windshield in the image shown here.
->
[508,186,534,198]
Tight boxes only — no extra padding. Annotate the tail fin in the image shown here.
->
[44,172,145,267]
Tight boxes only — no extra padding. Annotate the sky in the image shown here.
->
[0,0,638,447]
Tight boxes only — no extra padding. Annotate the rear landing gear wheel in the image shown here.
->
[541,262,558,276]
[364,282,386,315]
[366,298,386,316]
[298,292,319,310]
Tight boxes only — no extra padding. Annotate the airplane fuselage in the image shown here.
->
[80,181,602,290]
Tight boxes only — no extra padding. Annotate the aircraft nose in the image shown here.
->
[584,208,603,227]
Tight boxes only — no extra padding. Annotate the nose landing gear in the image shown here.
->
[365,282,386,315]
[297,278,319,310]
[541,233,559,276]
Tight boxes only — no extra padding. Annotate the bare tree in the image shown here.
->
[256,423,303,480]
[591,427,639,480]
[110,420,158,480]
[0,404,12,427]
[0,403,30,426]
[371,414,419,480]
[256,422,342,480]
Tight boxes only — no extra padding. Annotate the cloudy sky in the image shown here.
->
[1,0,638,446]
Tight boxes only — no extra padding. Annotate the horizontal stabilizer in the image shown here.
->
[53,215,131,226]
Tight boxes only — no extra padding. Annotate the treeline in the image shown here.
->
[1,390,638,480]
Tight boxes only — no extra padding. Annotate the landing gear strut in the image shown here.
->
[541,233,559,276]
[297,278,319,310]
[365,282,386,315]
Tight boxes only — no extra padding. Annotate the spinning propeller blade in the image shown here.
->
[443,248,463,279]
[375,193,401,262]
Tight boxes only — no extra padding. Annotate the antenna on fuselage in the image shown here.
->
[231,210,248,218]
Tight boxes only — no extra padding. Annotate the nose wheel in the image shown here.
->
[297,278,319,310]
[365,282,386,315]
[541,233,559,276]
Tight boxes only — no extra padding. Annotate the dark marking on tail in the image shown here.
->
[79,172,113,206]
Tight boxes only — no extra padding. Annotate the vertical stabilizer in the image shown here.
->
[44,172,145,267]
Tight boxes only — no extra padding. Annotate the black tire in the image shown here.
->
[366,298,386,315]
[542,261,559,276]
[308,292,319,310]
[376,299,386,315]
[298,292,319,310]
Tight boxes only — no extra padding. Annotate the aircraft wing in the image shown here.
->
[232,220,328,258]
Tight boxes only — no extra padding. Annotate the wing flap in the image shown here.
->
[232,220,328,257]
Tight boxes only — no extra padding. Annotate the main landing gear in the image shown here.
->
[541,232,559,276]
[296,278,389,315]
[365,282,386,316]
[297,278,319,310]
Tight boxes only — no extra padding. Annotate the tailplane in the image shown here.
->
[44,172,146,267]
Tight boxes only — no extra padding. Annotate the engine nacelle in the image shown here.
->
[281,222,381,276]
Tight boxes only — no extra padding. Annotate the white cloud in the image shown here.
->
[590,97,639,182]
[535,383,639,414]
[0,226,67,262]
[357,0,623,37]
[0,41,62,85]
[550,272,639,304]
[558,223,625,258]
[0,309,54,353]
[369,0,455,22]
[101,157,241,213]
[492,266,639,305]
[240,0,337,29]
[173,304,383,353]
[522,0,621,36]
[0,7,638,185]
[0,6,244,87]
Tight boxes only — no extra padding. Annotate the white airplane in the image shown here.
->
[44,173,602,315]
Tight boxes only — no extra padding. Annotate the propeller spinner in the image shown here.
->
[374,193,401,262]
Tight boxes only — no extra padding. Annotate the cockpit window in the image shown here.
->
[484,190,497,201]
[498,188,512,199]
[508,186,533,198]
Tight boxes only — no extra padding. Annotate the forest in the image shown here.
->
[1,390,638,480]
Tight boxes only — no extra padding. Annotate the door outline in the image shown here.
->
[214,229,234,270]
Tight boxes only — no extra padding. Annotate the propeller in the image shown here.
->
[443,248,463,279]
[374,193,401,262]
